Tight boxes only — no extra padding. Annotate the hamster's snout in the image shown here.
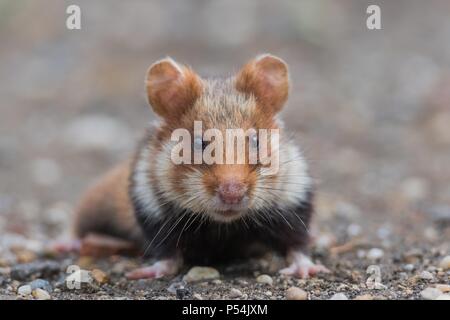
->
[217,180,247,205]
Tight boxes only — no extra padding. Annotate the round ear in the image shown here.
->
[235,54,289,114]
[146,57,202,120]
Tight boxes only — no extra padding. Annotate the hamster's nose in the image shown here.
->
[218,180,247,205]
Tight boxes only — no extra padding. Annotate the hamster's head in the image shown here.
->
[145,55,311,223]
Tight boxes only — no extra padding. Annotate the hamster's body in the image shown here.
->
[73,55,328,279]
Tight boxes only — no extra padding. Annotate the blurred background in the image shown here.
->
[1,0,450,251]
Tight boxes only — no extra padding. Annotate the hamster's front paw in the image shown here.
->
[279,250,329,279]
[126,257,181,280]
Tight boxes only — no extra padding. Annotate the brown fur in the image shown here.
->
[236,54,289,114]
[73,160,144,245]
[73,55,312,262]
[146,58,202,124]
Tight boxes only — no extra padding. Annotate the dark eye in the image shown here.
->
[250,134,259,150]
[194,137,208,150]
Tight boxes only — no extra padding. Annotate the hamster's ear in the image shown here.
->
[235,54,289,114]
[146,57,202,119]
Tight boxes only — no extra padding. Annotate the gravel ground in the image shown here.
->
[0,223,449,300]
[1,0,450,300]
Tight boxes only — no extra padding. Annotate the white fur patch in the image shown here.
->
[253,136,311,210]
[131,144,161,218]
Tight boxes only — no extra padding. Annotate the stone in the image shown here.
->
[438,256,450,270]
[435,284,450,293]
[256,274,273,286]
[167,281,186,294]
[436,294,450,300]
[403,264,415,271]
[316,233,337,249]
[91,269,108,285]
[330,293,348,300]
[420,287,441,300]
[419,270,434,280]
[193,293,203,300]
[367,248,384,261]
[17,285,32,296]
[65,269,93,289]
[32,288,51,300]
[229,288,243,298]
[14,249,37,264]
[29,279,52,292]
[176,287,191,300]
[403,248,423,263]
[285,287,308,300]
[347,224,362,238]
[183,266,220,282]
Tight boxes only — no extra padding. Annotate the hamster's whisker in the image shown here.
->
[176,212,198,247]
[143,212,178,256]
[154,211,188,249]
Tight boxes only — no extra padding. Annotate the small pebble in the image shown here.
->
[229,288,243,298]
[32,288,51,300]
[256,274,273,286]
[438,256,450,270]
[403,264,415,271]
[14,250,37,264]
[398,272,408,280]
[367,248,384,261]
[193,293,203,300]
[420,287,442,300]
[183,266,220,282]
[330,293,348,300]
[403,249,423,263]
[435,284,450,293]
[167,281,186,294]
[29,279,52,292]
[347,224,362,237]
[316,233,336,249]
[91,269,108,285]
[285,286,308,300]
[66,269,93,288]
[17,285,32,296]
[419,270,434,280]
[436,294,450,300]
[356,250,366,259]
[176,287,191,300]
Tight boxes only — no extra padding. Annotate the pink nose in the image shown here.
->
[218,181,246,205]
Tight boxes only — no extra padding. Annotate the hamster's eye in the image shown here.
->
[194,137,208,150]
[250,134,259,150]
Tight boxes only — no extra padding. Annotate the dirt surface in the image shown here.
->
[1,0,450,300]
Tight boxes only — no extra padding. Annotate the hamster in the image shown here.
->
[73,54,328,279]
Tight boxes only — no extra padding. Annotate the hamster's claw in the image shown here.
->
[279,251,330,279]
[126,258,180,280]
